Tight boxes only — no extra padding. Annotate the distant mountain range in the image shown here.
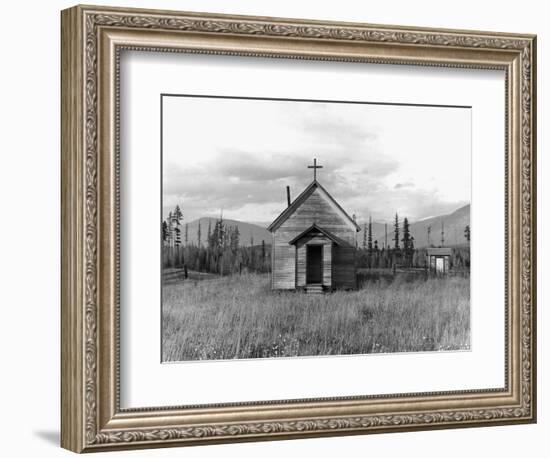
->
[183,217,272,247]
[182,204,470,249]
[367,204,470,249]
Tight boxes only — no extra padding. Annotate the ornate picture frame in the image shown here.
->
[61,4,536,453]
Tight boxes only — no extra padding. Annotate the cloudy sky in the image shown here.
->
[162,95,470,225]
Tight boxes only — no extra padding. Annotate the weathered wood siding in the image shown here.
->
[271,187,357,290]
[332,245,357,289]
[295,235,332,288]
[272,235,296,289]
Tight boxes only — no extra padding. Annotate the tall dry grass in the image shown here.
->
[162,272,470,362]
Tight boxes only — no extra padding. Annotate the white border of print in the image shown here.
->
[120,51,504,408]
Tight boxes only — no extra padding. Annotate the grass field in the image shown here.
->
[162,271,470,362]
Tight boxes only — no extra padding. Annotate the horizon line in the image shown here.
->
[162,202,470,226]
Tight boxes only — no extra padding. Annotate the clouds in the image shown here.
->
[346,186,468,222]
[215,151,302,182]
[301,113,377,151]
[162,96,470,224]
[394,182,414,190]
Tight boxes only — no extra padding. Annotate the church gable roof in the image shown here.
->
[288,224,351,247]
[267,180,361,233]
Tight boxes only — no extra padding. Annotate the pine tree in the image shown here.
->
[402,217,412,251]
[173,205,183,223]
[464,225,470,242]
[162,221,168,244]
[393,213,400,250]
[209,217,226,275]
[372,239,379,268]
[172,211,182,247]
[367,216,373,252]
[362,223,367,249]
[166,211,173,246]
[197,221,202,247]
[184,223,189,246]
[216,218,225,248]
[172,205,183,247]
[230,225,240,253]
[206,219,215,272]
[402,217,413,266]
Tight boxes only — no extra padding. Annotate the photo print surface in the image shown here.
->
[161,95,471,363]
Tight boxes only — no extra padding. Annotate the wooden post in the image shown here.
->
[286,186,291,207]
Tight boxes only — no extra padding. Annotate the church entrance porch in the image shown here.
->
[289,225,335,291]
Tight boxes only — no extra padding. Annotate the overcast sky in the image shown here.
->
[162,95,470,225]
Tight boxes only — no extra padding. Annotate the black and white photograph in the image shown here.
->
[161,95,471,362]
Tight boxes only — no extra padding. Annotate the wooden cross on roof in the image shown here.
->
[308,158,323,181]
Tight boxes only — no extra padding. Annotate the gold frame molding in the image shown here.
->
[61,4,537,453]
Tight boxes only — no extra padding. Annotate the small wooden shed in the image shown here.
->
[426,247,452,274]
[267,174,360,293]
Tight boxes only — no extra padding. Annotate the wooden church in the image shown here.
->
[267,159,361,293]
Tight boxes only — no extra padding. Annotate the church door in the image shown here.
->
[306,245,323,284]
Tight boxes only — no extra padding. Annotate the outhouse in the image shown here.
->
[426,247,452,274]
